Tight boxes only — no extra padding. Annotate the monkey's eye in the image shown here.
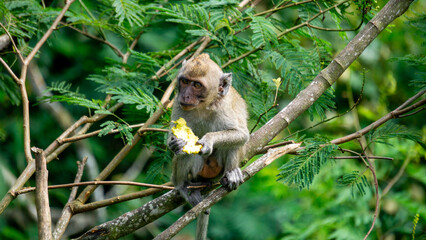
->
[181,78,189,85]
[193,82,202,89]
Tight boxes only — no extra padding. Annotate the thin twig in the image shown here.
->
[251,0,314,18]
[381,156,410,197]
[69,157,89,202]
[122,30,144,64]
[331,98,426,145]
[14,180,174,196]
[153,37,206,81]
[58,124,167,144]
[398,107,425,118]
[192,36,211,59]
[52,156,88,240]
[71,182,174,214]
[64,24,124,58]
[250,104,278,133]
[333,156,393,160]
[0,22,24,63]
[25,0,76,65]
[357,140,380,240]
[0,56,19,83]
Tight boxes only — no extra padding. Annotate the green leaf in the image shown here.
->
[107,82,159,115]
[250,16,278,49]
[337,171,369,197]
[111,0,145,27]
[366,120,426,150]
[278,137,338,190]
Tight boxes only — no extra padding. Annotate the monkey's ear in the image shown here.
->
[219,73,232,96]
[182,59,187,67]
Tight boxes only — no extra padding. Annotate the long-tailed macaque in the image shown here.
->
[167,53,249,239]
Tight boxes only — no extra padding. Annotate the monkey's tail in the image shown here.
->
[196,208,210,240]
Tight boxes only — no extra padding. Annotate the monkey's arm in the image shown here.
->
[198,129,249,156]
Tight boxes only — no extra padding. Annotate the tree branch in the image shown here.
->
[15,181,174,196]
[65,24,125,58]
[331,94,425,145]
[33,147,52,240]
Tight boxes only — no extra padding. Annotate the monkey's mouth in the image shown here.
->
[179,102,197,110]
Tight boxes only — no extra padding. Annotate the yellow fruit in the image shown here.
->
[171,118,202,154]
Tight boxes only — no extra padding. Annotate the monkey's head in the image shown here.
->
[177,53,232,111]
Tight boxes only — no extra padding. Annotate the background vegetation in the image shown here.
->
[0,0,424,239]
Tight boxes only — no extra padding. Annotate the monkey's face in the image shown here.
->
[177,77,208,111]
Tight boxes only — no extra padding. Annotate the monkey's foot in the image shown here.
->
[178,185,203,207]
[220,168,244,190]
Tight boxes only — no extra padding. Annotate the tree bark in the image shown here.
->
[33,147,52,240]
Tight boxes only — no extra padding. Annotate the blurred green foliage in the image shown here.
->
[0,0,425,239]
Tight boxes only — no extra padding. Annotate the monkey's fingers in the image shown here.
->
[197,139,213,156]
[169,138,187,155]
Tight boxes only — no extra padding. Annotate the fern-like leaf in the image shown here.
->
[107,82,159,115]
[366,120,426,150]
[112,0,145,27]
[337,171,369,197]
[99,121,134,145]
[278,137,338,190]
[250,16,278,49]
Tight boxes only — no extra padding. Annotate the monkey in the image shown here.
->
[167,53,249,239]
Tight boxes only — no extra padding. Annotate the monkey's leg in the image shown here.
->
[178,183,204,207]
[196,208,210,240]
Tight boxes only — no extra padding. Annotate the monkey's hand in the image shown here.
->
[168,135,187,155]
[220,168,244,190]
[197,138,213,156]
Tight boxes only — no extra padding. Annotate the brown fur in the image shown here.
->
[198,156,223,179]
[184,54,211,78]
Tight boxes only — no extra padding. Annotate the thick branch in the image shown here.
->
[75,190,184,240]
[33,147,52,240]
